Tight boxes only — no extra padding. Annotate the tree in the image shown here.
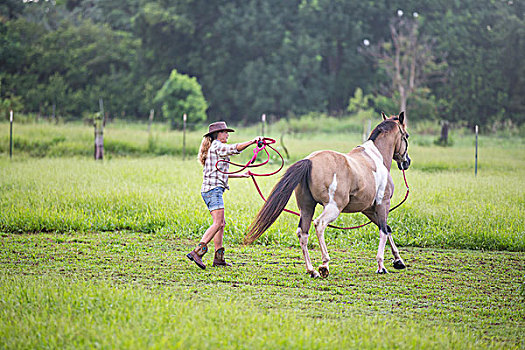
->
[423,0,524,126]
[362,11,447,119]
[0,74,23,120]
[154,69,208,129]
[0,0,25,20]
[3,0,523,127]
[298,0,371,115]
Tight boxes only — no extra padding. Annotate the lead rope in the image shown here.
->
[217,139,410,230]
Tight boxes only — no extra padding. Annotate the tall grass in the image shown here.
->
[1,119,524,251]
[1,154,523,251]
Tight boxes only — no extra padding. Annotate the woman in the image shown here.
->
[187,121,261,269]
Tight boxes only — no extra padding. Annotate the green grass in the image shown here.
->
[0,155,523,251]
[1,232,523,349]
[0,120,524,348]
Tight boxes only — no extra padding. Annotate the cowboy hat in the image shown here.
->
[204,121,235,137]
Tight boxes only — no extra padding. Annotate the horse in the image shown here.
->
[244,112,411,277]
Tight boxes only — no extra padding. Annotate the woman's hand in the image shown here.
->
[252,136,264,145]
[237,137,264,152]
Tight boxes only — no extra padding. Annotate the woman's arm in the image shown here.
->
[228,172,251,179]
[235,137,263,152]
[214,137,262,157]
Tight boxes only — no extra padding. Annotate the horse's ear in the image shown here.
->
[381,112,387,120]
[398,111,405,125]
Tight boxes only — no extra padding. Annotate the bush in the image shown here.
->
[154,70,208,130]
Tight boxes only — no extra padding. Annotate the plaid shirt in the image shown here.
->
[201,140,240,193]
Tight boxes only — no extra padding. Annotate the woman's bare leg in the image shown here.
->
[200,209,225,248]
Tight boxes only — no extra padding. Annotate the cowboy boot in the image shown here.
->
[213,247,232,267]
[186,242,208,270]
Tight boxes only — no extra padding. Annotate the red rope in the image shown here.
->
[216,137,284,176]
[217,138,410,230]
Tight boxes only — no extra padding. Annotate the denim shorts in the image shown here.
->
[201,187,225,212]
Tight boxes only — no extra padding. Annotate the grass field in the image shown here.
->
[1,120,524,348]
[1,232,523,349]
[1,156,523,251]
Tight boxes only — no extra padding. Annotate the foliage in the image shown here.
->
[369,94,400,117]
[347,88,373,115]
[1,16,141,119]
[0,76,23,120]
[154,69,208,129]
[0,0,523,126]
[425,0,525,126]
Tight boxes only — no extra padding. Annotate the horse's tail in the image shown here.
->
[244,159,312,244]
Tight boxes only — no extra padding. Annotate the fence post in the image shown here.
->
[9,110,13,159]
[261,114,266,136]
[183,113,187,160]
[94,99,104,160]
[475,125,478,176]
[148,109,154,133]
[363,119,371,142]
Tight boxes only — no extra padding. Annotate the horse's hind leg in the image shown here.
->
[295,190,319,278]
[297,207,318,278]
[295,186,318,278]
[313,203,340,278]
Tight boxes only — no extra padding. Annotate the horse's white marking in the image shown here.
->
[314,173,339,227]
[328,173,337,204]
[361,140,388,205]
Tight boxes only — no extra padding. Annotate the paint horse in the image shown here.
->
[245,112,411,277]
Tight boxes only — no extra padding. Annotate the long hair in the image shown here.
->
[244,159,312,244]
[198,133,217,166]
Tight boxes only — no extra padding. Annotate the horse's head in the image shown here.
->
[382,111,411,170]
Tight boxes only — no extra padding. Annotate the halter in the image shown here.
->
[393,123,409,162]
[215,138,410,230]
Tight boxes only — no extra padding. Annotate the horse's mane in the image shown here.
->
[368,118,399,141]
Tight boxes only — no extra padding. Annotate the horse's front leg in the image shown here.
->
[370,222,406,272]
[364,206,390,274]
[388,235,406,269]
[376,225,390,274]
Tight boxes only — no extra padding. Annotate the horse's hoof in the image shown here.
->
[376,267,388,274]
[393,259,406,270]
[310,270,320,278]
[318,266,329,278]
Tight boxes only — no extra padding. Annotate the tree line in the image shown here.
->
[1,0,523,128]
